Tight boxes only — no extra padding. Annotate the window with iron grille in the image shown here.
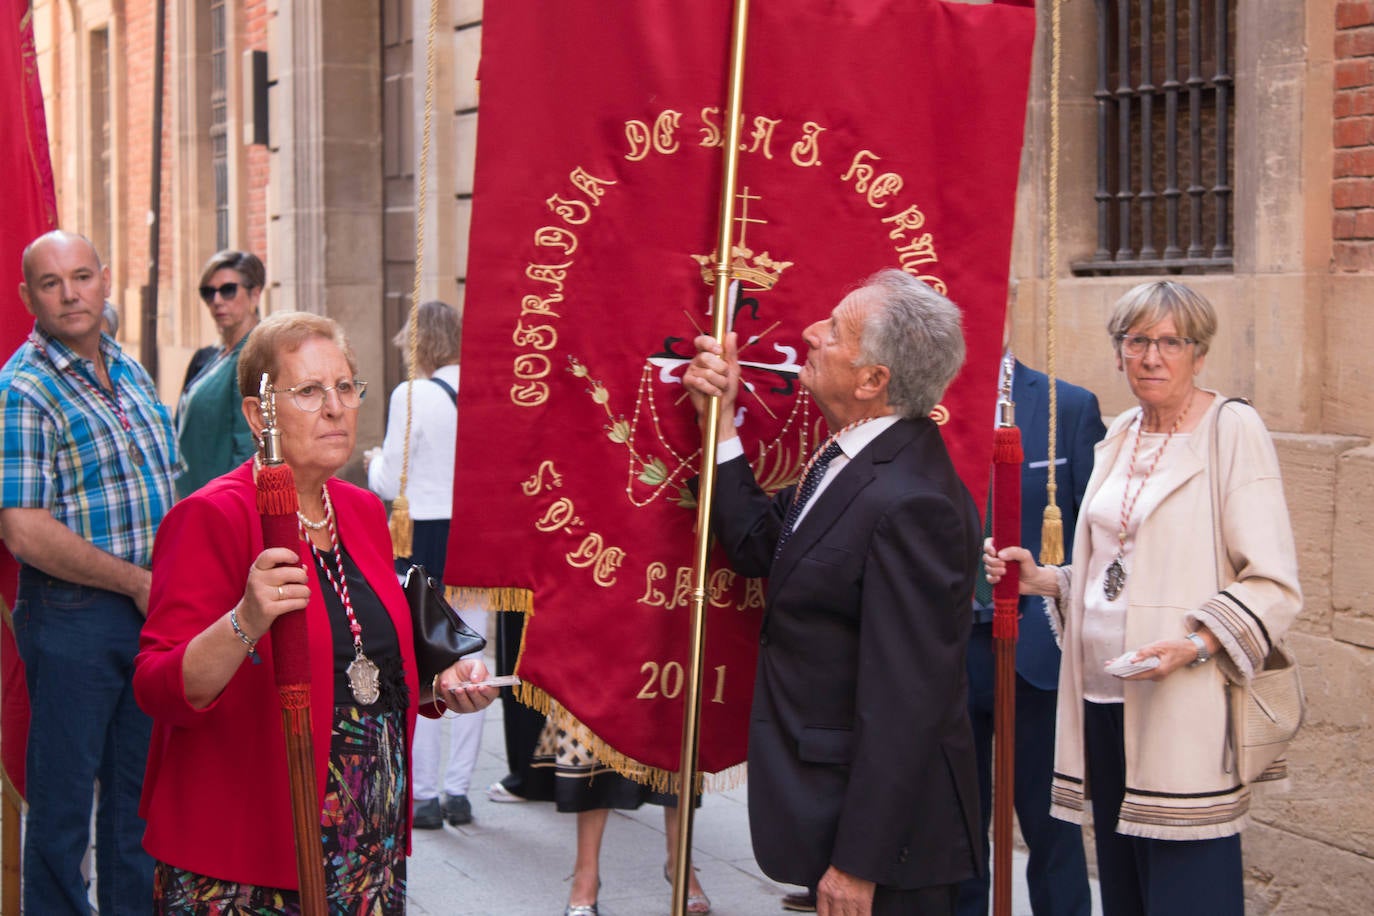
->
[1073,0,1235,275]
[210,0,229,251]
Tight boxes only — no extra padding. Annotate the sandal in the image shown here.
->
[563,874,600,916]
[663,863,712,915]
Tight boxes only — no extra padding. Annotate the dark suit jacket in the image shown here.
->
[713,417,983,891]
[1005,362,1104,690]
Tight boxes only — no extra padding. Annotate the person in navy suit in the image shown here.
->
[686,270,983,916]
[956,354,1104,916]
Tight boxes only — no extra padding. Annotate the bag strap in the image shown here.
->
[428,375,457,406]
[1210,397,1258,779]
[1208,397,1251,589]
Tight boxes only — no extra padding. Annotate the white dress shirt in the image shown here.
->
[716,414,902,529]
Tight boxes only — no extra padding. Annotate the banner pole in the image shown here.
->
[673,0,750,912]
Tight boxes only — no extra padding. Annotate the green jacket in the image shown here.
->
[175,333,256,499]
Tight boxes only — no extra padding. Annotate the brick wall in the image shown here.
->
[118,0,176,298]
[1336,1,1374,271]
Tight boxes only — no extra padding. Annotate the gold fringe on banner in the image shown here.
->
[513,683,748,795]
[1040,503,1065,565]
[388,495,413,560]
[444,586,533,615]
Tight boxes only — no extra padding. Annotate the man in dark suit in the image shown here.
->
[956,356,1104,916]
[685,270,983,916]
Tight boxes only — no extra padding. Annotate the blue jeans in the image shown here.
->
[12,566,154,914]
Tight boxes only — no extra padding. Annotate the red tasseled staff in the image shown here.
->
[990,369,1023,916]
[256,376,327,914]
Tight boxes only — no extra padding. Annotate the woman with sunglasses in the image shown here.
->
[174,249,265,498]
[137,311,497,911]
[985,281,1301,914]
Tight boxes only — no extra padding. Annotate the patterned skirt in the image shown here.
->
[525,705,686,813]
[153,705,408,915]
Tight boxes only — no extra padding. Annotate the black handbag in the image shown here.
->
[403,564,487,683]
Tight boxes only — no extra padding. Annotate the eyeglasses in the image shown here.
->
[271,378,368,412]
[1116,334,1196,359]
[199,282,251,303]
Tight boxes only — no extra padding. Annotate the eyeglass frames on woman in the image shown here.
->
[1116,334,1197,359]
[271,378,368,412]
[199,282,252,303]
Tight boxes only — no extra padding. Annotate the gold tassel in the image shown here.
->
[1040,503,1064,565]
[389,494,414,559]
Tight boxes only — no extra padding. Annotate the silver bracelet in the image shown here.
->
[230,608,262,665]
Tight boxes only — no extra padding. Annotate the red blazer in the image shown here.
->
[135,461,427,888]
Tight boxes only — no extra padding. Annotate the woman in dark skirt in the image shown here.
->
[527,706,711,916]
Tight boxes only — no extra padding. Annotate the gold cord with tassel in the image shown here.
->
[388,494,413,558]
[1040,0,1065,565]
[390,0,439,558]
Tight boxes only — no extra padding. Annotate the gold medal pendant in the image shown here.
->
[347,648,381,705]
[1103,555,1126,602]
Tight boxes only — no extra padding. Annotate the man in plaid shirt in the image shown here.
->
[0,230,182,914]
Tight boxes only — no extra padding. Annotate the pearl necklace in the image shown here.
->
[297,485,333,531]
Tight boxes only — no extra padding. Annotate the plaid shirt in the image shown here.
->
[0,325,183,568]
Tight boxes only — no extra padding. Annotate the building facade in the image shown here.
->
[25,0,1373,909]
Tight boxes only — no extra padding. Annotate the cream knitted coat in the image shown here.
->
[1047,393,1302,840]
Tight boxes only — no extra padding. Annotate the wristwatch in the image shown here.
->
[1185,632,1211,667]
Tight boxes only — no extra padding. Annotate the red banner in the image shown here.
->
[1,0,59,800]
[448,0,1034,784]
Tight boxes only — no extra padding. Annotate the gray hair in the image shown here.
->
[1107,280,1218,357]
[101,301,120,337]
[855,269,966,420]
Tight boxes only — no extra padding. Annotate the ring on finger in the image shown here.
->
[277,585,284,600]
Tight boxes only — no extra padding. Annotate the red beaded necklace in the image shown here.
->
[303,485,380,705]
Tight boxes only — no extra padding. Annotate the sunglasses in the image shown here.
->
[199,282,250,303]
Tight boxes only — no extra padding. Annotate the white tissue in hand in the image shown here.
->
[1104,652,1161,678]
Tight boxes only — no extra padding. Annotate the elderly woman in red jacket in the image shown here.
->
[135,311,495,912]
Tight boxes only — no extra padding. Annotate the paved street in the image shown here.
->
[406,691,1101,915]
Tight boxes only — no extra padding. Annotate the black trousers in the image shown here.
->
[957,623,1091,916]
[494,609,546,794]
[1083,701,1243,916]
[874,882,958,915]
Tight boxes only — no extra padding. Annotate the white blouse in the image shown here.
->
[1079,427,1191,702]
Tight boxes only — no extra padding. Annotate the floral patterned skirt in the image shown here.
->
[153,705,408,915]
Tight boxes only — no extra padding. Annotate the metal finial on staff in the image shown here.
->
[990,352,1022,916]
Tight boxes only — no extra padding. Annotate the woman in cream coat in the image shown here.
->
[987,280,1300,915]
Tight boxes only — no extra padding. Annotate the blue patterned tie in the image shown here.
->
[776,439,844,556]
